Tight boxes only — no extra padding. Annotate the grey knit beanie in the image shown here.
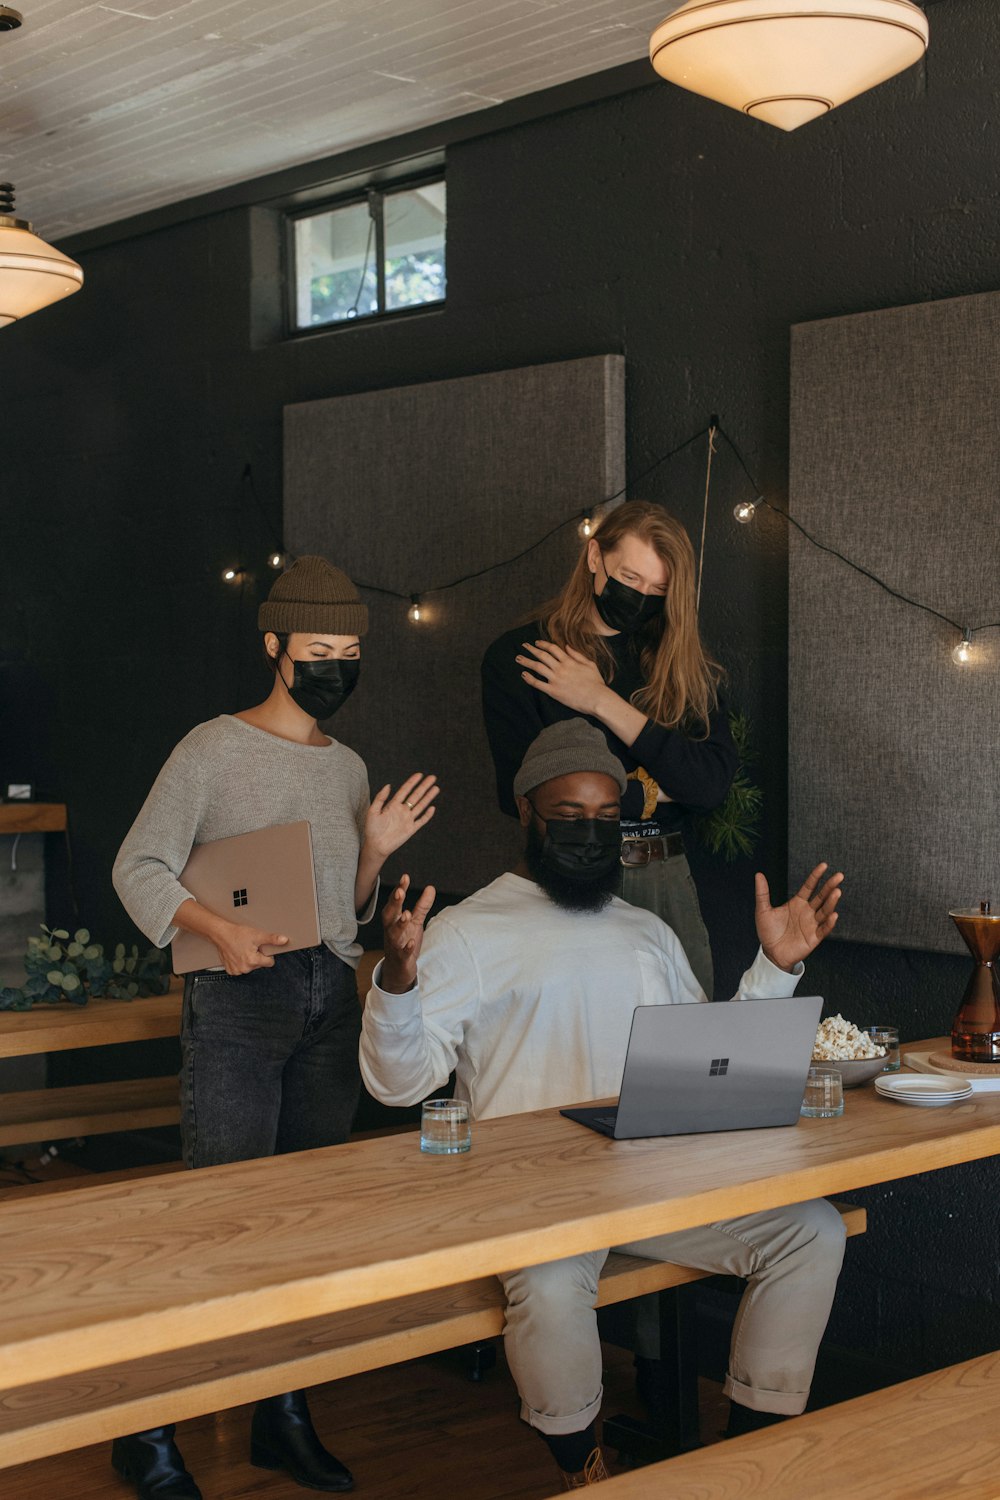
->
[513,719,628,799]
[258,555,368,636]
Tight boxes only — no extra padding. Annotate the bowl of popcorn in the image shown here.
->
[813,1015,888,1088]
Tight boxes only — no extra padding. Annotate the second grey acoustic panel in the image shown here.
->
[284,355,625,895]
[789,292,1000,956]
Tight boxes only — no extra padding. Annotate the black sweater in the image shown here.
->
[481,621,738,828]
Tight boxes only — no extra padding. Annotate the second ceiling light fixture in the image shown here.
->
[649,0,930,131]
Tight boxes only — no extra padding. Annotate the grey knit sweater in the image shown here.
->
[113,716,376,967]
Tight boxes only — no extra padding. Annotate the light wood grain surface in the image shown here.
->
[576,1348,1000,1499]
[0,803,67,834]
[0,1042,990,1392]
[0,1251,725,1469]
[0,1075,180,1146]
[0,983,183,1058]
[0,1206,864,1469]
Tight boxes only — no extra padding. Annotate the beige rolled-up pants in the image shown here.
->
[499,1197,846,1436]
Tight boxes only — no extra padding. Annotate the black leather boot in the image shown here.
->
[250,1390,354,1492]
[110,1427,203,1499]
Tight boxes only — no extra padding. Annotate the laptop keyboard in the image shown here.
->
[595,1113,618,1128]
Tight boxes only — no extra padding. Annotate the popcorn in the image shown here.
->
[813,1014,886,1062]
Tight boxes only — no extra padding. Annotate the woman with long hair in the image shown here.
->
[481,500,736,999]
[111,556,437,1500]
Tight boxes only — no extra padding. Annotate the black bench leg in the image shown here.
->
[457,1340,498,1382]
[603,1284,702,1463]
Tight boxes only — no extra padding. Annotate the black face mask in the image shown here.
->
[285,656,360,720]
[594,555,664,635]
[524,815,622,913]
[537,815,621,883]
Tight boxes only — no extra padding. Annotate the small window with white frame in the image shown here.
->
[288,175,446,332]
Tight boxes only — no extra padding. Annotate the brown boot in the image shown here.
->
[561,1447,610,1489]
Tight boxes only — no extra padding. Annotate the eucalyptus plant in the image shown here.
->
[0,926,170,1010]
[696,710,764,862]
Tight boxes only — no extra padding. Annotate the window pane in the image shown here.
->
[383,181,446,313]
[293,201,378,329]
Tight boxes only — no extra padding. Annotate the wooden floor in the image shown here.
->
[0,1340,729,1499]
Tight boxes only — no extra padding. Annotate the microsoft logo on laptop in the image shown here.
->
[233,888,248,908]
[709,1057,730,1077]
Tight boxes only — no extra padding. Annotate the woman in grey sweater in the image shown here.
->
[111,556,437,1500]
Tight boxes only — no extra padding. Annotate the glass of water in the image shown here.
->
[867,1025,900,1071]
[420,1099,472,1154]
[801,1066,844,1118]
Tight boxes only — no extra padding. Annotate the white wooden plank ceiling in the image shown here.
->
[0,0,672,237]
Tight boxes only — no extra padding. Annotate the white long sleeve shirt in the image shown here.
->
[360,872,803,1121]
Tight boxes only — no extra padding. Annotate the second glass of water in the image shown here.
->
[801,1066,844,1118]
[420,1099,472,1154]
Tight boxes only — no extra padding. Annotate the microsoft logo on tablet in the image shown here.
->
[709,1057,730,1077]
[233,888,248,908]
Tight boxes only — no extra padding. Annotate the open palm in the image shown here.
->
[755,863,844,972]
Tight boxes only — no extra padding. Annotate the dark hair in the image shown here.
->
[262,631,289,675]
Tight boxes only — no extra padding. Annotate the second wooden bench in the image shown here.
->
[0,1201,865,1469]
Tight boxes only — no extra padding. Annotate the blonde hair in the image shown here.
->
[538,501,723,734]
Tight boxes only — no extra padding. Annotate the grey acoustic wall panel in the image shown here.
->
[284,355,625,896]
[789,292,1000,956]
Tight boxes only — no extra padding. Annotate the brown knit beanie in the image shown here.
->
[258,556,368,637]
[513,719,627,799]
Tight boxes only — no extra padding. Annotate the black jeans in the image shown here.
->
[180,944,362,1169]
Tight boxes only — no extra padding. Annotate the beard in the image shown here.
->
[523,821,621,913]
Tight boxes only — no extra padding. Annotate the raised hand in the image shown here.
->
[364,773,439,859]
[755,863,844,973]
[380,874,437,994]
[515,640,607,715]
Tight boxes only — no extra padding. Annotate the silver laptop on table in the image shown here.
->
[561,995,823,1140]
[171,820,321,974]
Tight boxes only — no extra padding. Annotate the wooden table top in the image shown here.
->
[0,981,183,1058]
[0,1038,997,1392]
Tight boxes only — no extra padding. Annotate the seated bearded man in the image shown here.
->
[360,719,846,1489]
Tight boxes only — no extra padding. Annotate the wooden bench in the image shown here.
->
[0,1201,864,1469]
[570,1344,1000,1499]
[0,1075,180,1147]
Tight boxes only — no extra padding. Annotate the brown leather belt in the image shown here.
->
[620,832,685,867]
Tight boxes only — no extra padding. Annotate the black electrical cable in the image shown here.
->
[715,424,1000,640]
[347,212,376,320]
[238,421,999,642]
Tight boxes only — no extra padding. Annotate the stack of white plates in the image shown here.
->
[875,1074,973,1107]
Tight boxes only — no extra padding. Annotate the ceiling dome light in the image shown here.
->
[649,0,929,132]
[0,183,83,327]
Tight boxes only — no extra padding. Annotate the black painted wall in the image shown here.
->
[2,0,997,1378]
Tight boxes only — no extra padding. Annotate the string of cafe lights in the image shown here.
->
[224,427,998,668]
[226,431,712,620]
[720,427,1000,668]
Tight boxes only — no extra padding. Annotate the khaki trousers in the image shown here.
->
[617,850,714,1000]
[499,1197,846,1435]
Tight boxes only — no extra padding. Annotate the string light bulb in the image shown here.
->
[267,551,286,570]
[408,595,423,624]
[578,513,594,540]
[221,565,243,585]
[733,495,764,525]
[952,629,973,666]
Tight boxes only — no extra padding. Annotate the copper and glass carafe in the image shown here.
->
[950,901,1000,1062]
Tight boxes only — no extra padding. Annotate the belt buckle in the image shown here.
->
[621,839,652,868]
